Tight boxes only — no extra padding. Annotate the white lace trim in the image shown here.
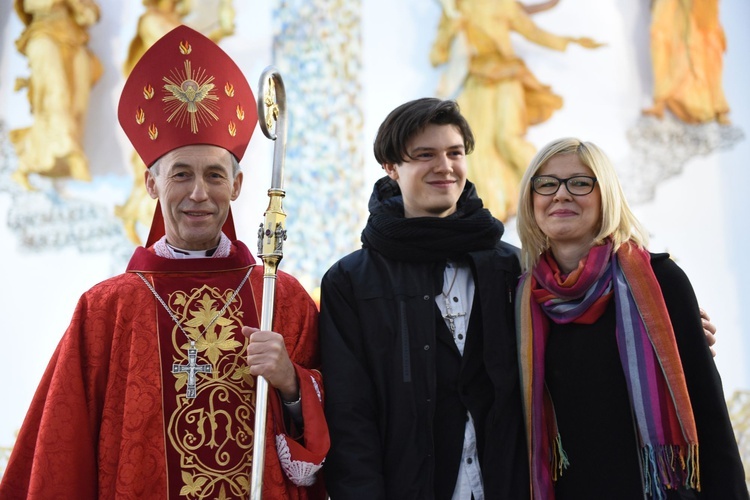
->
[152,232,232,258]
[275,434,324,486]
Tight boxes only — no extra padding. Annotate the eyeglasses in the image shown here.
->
[531,175,597,196]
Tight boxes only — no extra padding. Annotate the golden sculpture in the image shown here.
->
[726,390,750,484]
[430,0,602,220]
[643,0,730,124]
[10,0,102,190]
[116,0,236,245]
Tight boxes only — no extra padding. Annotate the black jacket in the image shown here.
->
[546,254,748,499]
[320,237,528,499]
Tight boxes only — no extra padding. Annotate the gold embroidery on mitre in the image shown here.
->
[135,108,145,125]
[165,285,254,499]
[224,82,234,97]
[236,105,244,121]
[148,123,158,140]
[228,121,237,137]
[143,84,154,100]
[162,60,219,134]
[179,40,192,55]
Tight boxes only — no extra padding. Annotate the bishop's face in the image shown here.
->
[383,123,467,218]
[145,144,243,250]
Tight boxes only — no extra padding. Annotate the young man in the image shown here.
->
[319,98,528,499]
[0,26,328,499]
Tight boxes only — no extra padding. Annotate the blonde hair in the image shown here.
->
[516,138,649,271]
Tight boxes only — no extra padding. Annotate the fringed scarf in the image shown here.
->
[516,240,699,500]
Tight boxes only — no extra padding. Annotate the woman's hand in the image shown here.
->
[700,308,717,357]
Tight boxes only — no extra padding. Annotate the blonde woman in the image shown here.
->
[515,138,747,499]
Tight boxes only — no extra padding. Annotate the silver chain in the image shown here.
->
[136,268,252,344]
[442,264,459,298]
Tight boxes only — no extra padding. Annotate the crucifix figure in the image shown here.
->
[172,341,213,399]
[442,295,466,335]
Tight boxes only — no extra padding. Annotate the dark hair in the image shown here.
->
[373,98,475,166]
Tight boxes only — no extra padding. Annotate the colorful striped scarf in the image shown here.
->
[516,240,699,500]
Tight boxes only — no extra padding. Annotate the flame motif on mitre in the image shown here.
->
[117,25,258,167]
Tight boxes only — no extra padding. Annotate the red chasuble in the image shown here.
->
[0,241,328,499]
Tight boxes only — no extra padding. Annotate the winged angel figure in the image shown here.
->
[430,0,602,220]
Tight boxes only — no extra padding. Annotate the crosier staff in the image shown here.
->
[250,66,288,500]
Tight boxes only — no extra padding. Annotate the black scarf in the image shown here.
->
[361,177,504,262]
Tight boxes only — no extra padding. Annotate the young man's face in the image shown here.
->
[145,144,243,250]
[383,123,467,218]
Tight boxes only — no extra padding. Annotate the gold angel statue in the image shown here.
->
[643,0,730,124]
[10,0,102,190]
[430,0,602,220]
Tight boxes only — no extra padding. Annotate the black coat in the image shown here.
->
[546,254,748,499]
[320,240,529,499]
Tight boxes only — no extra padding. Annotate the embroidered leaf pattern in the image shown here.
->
[174,370,187,391]
[179,471,208,496]
[216,485,230,500]
[184,294,221,338]
[237,475,250,493]
[169,289,246,369]
[199,324,242,366]
[231,364,251,382]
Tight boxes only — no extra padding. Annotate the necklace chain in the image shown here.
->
[442,264,459,298]
[136,268,252,344]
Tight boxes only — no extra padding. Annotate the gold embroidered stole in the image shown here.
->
[150,270,260,499]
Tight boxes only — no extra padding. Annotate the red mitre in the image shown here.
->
[118,25,258,245]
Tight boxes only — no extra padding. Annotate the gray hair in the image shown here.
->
[149,150,241,178]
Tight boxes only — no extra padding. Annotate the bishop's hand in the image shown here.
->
[242,326,299,401]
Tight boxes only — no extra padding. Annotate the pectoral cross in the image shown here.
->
[442,295,466,335]
[172,341,212,399]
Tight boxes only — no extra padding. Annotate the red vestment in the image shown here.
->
[0,241,329,499]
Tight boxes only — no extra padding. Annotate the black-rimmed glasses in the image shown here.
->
[531,175,598,196]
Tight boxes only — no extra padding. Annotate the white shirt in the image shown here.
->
[436,261,484,500]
